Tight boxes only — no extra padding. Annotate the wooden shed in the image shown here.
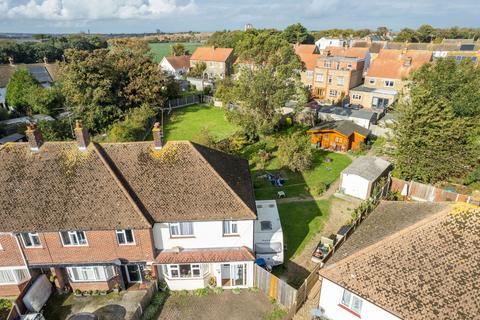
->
[307,120,371,152]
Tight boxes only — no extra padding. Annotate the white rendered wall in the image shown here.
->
[319,278,401,320]
[340,174,370,200]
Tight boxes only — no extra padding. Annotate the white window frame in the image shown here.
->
[169,222,194,237]
[323,61,331,68]
[21,232,42,248]
[329,89,337,97]
[384,80,394,87]
[340,289,363,315]
[223,221,239,236]
[315,73,324,82]
[336,76,345,86]
[352,94,362,100]
[67,265,115,282]
[0,266,30,285]
[305,70,314,78]
[116,229,135,245]
[166,263,207,279]
[60,231,88,247]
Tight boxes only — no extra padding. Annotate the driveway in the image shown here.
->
[157,290,276,320]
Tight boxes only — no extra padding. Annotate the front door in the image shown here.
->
[125,265,142,283]
[220,263,247,288]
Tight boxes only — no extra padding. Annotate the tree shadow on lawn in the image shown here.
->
[43,292,74,320]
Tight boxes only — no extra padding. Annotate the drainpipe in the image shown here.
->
[14,233,32,278]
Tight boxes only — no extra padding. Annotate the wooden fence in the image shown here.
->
[166,94,201,110]
[253,264,297,310]
[390,177,479,206]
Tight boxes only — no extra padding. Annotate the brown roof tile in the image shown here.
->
[156,246,255,264]
[99,141,257,222]
[164,55,191,70]
[191,47,233,62]
[0,142,151,232]
[321,203,480,320]
[297,53,319,70]
[367,49,432,79]
[323,47,369,59]
[294,44,318,55]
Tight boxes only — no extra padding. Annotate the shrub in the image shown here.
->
[277,132,313,172]
[464,167,480,185]
[310,182,327,196]
[213,287,223,294]
[141,292,168,320]
[193,288,210,297]
[232,288,242,295]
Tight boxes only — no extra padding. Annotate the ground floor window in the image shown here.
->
[67,265,115,282]
[221,263,247,287]
[351,93,362,100]
[0,267,30,284]
[372,97,389,109]
[163,263,208,279]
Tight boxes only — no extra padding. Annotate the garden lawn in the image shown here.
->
[164,104,239,142]
[277,200,331,260]
[149,42,202,62]
[253,149,352,200]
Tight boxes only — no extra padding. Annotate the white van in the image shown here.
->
[254,200,284,266]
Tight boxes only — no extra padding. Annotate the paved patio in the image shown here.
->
[157,290,276,320]
[44,289,147,320]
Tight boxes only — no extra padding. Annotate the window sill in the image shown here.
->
[62,244,89,247]
[118,243,136,246]
[223,234,240,237]
[170,236,195,239]
[338,304,361,318]
[24,246,43,249]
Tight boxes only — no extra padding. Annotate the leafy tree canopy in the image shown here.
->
[277,132,314,172]
[393,58,480,183]
[170,43,189,56]
[282,23,315,44]
[108,104,157,142]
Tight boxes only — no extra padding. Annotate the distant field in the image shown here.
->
[149,42,202,62]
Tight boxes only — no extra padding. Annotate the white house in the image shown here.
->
[317,202,479,320]
[315,37,346,50]
[339,156,391,200]
[159,55,191,79]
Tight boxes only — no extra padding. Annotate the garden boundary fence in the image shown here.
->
[166,94,201,111]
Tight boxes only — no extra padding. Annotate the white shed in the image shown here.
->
[339,156,391,200]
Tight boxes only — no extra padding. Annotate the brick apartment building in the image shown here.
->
[190,47,235,79]
[0,121,257,296]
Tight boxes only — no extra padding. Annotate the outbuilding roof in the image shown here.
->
[309,120,371,138]
[318,106,377,121]
[321,203,480,320]
[156,246,255,264]
[342,156,391,181]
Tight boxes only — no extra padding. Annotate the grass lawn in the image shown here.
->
[277,200,331,260]
[252,148,352,200]
[149,42,202,62]
[164,104,239,142]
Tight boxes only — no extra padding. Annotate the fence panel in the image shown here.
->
[253,264,297,310]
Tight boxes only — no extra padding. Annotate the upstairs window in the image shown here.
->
[21,233,41,248]
[352,94,362,100]
[116,229,135,245]
[315,73,324,82]
[384,80,394,87]
[306,70,314,78]
[323,61,331,68]
[223,221,238,235]
[337,76,345,86]
[60,231,88,246]
[368,78,376,85]
[340,289,363,315]
[169,222,194,237]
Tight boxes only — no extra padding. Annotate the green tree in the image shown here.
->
[393,58,480,183]
[395,28,420,42]
[282,23,314,44]
[170,43,188,56]
[188,61,207,78]
[277,132,313,172]
[376,27,389,37]
[37,119,73,141]
[6,69,39,114]
[417,24,436,42]
[108,105,157,142]
[216,30,306,137]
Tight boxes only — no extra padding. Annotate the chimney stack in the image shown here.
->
[152,122,163,150]
[74,120,90,150]
[25,123,43,151]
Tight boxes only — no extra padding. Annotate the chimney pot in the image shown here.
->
[152,122,163,150]
[74,120,90,150]
[25,123,43,151]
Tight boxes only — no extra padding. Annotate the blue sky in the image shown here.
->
[0,0,479,34]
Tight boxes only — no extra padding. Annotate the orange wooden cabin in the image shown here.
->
[307,120,371,152]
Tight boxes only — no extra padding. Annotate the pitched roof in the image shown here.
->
[0,63,59,87]
[191,47,234,62]
[0,140,256,233]
[164,55,191,70]
[309,120,371,138]
[156,246,255,264]
[326,201,448,265]
[341,156,391,181]
[0,142,152,233]
[323,46,369,59]
[321,204,480,320]
[297,53,319,70]
[294,44,318,55]
[367,49,432,79]
[99,141,257,222]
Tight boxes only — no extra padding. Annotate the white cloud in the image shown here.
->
[2,0,196,20]
[306,0,340,15]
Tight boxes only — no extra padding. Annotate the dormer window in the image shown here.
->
[60,231,88,247]
[21,233,41,248]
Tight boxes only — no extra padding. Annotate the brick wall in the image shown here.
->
[23,229,155,265]
[69,275,122,292]
[0,234,25,267]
